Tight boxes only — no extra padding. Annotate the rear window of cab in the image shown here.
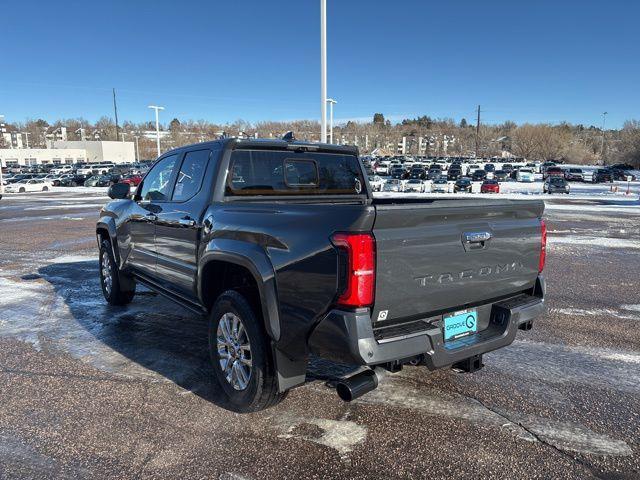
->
[226,150,365,196]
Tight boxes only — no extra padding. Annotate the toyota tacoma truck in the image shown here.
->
[97,137,546,411]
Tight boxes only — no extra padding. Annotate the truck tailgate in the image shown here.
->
[371,198,544,323]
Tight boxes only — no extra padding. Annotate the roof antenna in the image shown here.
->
[282,131,296,142]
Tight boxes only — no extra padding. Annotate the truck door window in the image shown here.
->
[172,149,210,202]
[138,154,179,201]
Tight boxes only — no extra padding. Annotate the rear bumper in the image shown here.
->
[308,277,545,369]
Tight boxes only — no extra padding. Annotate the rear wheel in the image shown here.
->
[209,290,286,412]
[99,239,135,305]
[19,187,25,193]
[42,186,48,191]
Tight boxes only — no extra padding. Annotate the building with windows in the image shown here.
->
[0,140,135,167]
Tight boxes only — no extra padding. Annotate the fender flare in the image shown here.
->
[96,218,119,265]
[198,239,281,342]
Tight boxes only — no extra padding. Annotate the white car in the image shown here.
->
[367,175,385,192]
[431,177,450,193]
[4,179,53,193]
[50,165,73,175]
[404,179,426,193]
[516,168,535,182]
[383,179,404,192]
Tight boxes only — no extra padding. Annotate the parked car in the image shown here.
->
[609,168,636,181]
[543,167,564,180]
[480,179,500,193]
[543,177,570,194]
[84,175,114,187]
[6,173,38,184]
[493,170,509,182]
[404,179,426,193]
[97,137,547,410]
[431,177,449,193]
[4,179,53,193]
[121,174,144,187]
[584,168,613,183]
[447,167,463,181]
[390,167,408,180]
[471,170,487,181]
[564,168,583,182]
[454,177,473,193]
[516,168,535,183]
[383,179,404,192]
[367,175,385,192]
[58,174,89,187]
[483,163,495,173]
[427,168,442,180]
[501,164,514,174]
[409,168,427,180]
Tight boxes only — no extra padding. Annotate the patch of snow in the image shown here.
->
[547,236,640,249]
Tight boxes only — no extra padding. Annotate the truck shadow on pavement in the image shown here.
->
[38,260,240,411]
[37,260,355,412]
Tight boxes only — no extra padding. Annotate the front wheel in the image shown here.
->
[42,186,49,191]
[99,239,135,305]
[209,290,286,412]
[19,187,25,193]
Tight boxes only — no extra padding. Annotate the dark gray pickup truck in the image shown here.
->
[97,137,546,411]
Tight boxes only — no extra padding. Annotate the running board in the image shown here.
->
[132,272,207,316]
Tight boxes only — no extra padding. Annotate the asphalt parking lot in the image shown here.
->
[1,190,639,479]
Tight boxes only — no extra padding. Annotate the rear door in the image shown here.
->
[371,198,544,323]
[154,148,213,298]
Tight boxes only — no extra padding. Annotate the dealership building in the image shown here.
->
[0,141,135,167]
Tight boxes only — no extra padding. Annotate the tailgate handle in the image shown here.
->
[463,231,492,250]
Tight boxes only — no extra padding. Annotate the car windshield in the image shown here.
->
[550,178,565,185]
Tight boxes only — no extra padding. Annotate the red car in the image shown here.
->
[480,179,500,193]
[121,174,143,186]
[543,166,564,179]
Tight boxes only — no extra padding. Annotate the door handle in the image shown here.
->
[178,216,196,227]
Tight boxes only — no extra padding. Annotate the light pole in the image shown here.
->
[0,114,4,195]
[600,111,608,165]
[327,98,337,143]
[320,0,327,143]
[148,105,164,157]
[134,135,140,162]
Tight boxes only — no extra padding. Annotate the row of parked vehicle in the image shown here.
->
[541,163,636,183]
[1,161,153,192]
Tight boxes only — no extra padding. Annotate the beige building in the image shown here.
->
[0,148,87,167]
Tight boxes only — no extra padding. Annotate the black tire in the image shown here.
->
[99,239,135,305]
[209,290,286,412]
[19,187,25,193]
[42,186,48,191]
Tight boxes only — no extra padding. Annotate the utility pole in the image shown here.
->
[327,98,337,143]
[320,0,327,143]
[113,88,120,141]
[600,111,608,165]
[148,105,164,157]
[475,105,481,158]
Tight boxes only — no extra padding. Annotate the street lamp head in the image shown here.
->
[327,98,337,104]
[148,105,165,110]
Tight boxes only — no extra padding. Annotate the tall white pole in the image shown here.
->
[0,115,4,195]
[134,136,140,162]
[148,105,164,157]
[600,111,608,165]
[320,0,327,143]
[327,98,337,143]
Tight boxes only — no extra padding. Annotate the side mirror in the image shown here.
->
[108,182,131,200]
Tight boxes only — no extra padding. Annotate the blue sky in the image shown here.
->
[1,0,638,128]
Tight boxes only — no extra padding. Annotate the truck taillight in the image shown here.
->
[331,233,376,308]
[539,219,547,273]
